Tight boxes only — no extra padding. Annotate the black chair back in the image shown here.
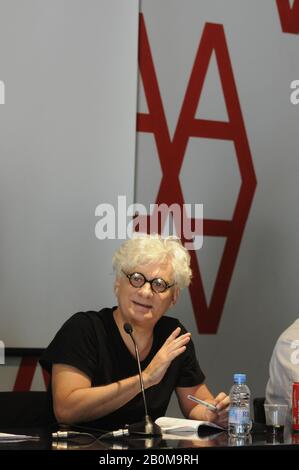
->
[0,391,52,427]
[253,396,266,424]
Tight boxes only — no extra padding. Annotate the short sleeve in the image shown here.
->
[175,323,205,387]
[39,312,98,381]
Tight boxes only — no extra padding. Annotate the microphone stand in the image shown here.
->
[124,323,162,437]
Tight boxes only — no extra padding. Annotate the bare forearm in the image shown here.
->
[188,403,209,420]
[188,388,213,420]
[54,374,141,424]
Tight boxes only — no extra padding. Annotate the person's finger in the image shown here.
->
[216,396,230,411]
[169,345,187,360]
[167,334,191,353]
[214,393,229,409]
[164,330,190,351]
[161,336,190,361]
[164,327,181,345]
[214,392,227,403]
[215,407,229,417]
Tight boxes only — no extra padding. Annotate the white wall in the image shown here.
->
[1,1,299,420]
[137,0,299,415]
[0,0,139,348]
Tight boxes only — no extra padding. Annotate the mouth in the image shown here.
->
[132,300,153,310]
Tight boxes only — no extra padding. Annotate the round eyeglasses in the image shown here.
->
[123,271,175,294]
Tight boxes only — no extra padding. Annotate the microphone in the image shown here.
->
[123,322,162,437]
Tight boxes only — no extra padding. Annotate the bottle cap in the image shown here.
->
[233,373,246,383]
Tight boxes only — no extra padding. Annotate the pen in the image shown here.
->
[187,394,217,412]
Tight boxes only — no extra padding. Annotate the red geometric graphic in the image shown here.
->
[276,0,299,33]
[13,357,49,391]
[137,14,257,333]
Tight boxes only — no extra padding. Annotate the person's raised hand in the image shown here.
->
[143,327,191,388]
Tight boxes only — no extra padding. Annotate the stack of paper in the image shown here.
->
[0,432,40,443]
[155,416,225,434]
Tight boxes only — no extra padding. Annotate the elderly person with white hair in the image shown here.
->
[40,234,229,430]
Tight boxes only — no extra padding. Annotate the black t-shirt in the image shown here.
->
[40,307,205,430]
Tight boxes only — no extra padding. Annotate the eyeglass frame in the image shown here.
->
[122,270,176,294]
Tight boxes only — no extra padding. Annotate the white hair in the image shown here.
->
[112,233,192,289]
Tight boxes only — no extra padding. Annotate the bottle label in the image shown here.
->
[229,407,250,425]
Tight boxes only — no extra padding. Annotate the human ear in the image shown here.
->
[171,287,180,306]
[114,277,120,295]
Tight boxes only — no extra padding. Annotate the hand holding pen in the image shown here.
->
[188,392,230,428]
[187,394,218,412]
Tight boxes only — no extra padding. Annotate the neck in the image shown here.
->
[113,308,154,359]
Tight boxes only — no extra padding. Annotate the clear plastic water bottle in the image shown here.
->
[228,373,252,437]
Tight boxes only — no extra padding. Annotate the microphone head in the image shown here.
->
[123,322,133,335]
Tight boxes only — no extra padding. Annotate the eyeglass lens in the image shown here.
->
[129,272,167,293]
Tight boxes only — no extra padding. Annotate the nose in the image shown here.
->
[138,281,153,297]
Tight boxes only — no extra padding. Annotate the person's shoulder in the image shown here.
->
[71,307,113,319]
[278,318,299,344]
[158,315,180,325]
[157,315,186,332]
[61,307,114,330]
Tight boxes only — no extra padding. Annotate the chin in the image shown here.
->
[133,308,154,319]
[130,306,156,321]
